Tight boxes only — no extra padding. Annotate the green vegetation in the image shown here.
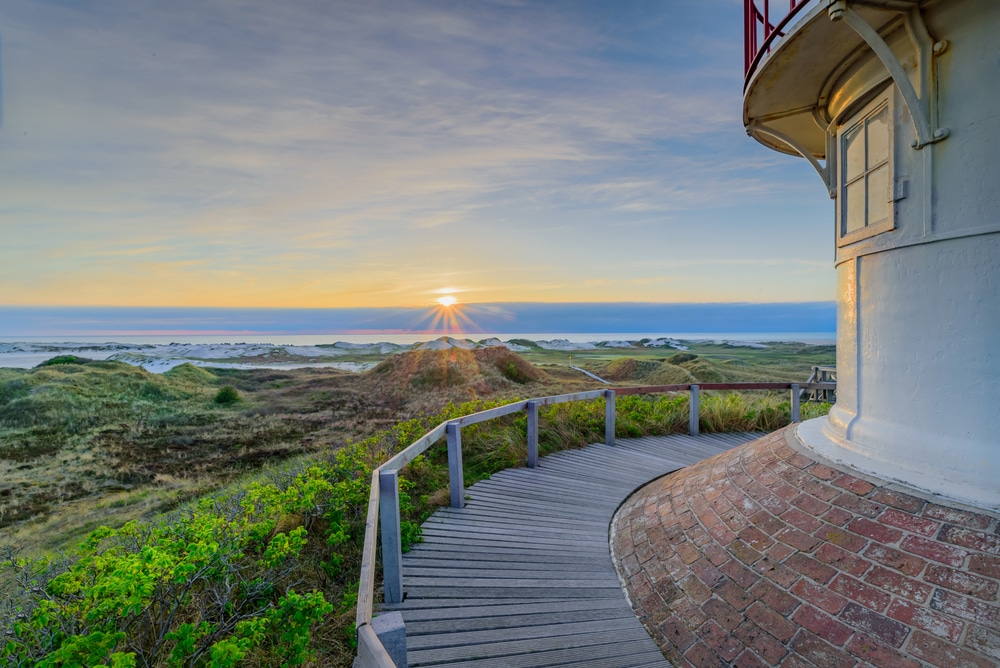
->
[213,385,241,405]
[2,392,829,666]
[36,355,95,367]
[512,339,835,378]
[0,343,833,666]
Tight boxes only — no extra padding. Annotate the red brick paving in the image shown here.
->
[612,427,1000,667]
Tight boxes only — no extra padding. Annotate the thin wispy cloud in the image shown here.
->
[0,0,832,308]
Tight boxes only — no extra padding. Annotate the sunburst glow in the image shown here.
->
[436,295,457,307]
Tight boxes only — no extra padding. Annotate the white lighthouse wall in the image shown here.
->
[803,1,1000,509]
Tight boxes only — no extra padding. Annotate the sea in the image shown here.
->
[0,332,836,346]
[0,332,835,372]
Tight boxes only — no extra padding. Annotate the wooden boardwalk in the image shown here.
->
[385,433,759,668]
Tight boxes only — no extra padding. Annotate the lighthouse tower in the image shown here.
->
[744,1,1000,509]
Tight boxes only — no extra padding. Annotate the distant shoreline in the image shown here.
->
[0,331,835,346]
[0,334,836,372]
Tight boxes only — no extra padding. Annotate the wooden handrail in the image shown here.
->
[354,380,835,666]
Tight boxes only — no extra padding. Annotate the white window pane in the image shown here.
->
[868,165,889,225]
[868,105,890,166]
[844,124,865,181]
[846,181,866,233]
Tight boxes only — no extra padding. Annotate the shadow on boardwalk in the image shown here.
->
[385,433,760,667]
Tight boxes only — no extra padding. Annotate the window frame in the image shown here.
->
[836,88,895,247]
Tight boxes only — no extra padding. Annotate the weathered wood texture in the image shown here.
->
[385,432,758,667]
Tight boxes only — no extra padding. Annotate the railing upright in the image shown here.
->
[447,422,464,509]
[689,385,700,435]
[526,401,539,468]
[604,389,616,446]
[791,384,801,422]
[744,0,814,84]
[379,469,404,605]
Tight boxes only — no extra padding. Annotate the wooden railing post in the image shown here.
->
[605,390,616,446]
[790,383,801,423]
[378,470,403,604]
[689,385,700,436]
[526,401,539,468]
[447,422,464,509]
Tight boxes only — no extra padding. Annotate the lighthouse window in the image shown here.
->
[838,92,893,245]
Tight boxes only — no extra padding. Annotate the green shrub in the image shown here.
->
[0,378,29,406]
[214,386,241,405]
[36,355,93,367]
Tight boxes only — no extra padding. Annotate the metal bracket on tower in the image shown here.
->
[828,0,948,149]
[748,121,836,198]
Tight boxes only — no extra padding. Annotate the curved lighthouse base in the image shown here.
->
[796,417,1000,512]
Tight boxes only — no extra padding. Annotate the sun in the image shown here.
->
[436,295,457,307]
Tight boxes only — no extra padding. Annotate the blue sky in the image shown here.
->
[0,0,833,309]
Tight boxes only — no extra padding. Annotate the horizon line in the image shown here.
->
[0,300,837,310]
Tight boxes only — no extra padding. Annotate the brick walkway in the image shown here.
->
[611,427,1000,668]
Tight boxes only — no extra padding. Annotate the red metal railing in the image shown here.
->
[744,0,815,86]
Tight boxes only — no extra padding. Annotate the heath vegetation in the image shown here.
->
[0,342,833,666]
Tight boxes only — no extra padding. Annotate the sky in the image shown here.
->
[0,0,834,311]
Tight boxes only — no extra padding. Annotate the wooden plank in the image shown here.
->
[403,560,614,574]
[434,503,591,528]
[494,463,655,484]
[404,544,612,560]
[612,384,689,396]
[386,598,587,613]
[417,640,665,668]
[511,461,666,484]
[460,495,611,518]
[454,400,529,427]
[395,598,629,619]
[402,577,623,589]
[406,616,642,650]
[378,470,403,605]
[447,422,464,509]
[418,521,609,541]
[531,389,607,406]
[466,478,625,501]
[418,522,606,540]
[413,538,609,554]
[549,655,669,668]
[356,623,397,668]
[542,444,687,470]
[506,459,663,481]
[426,510,600,529]
[404,568,612,581]
[403,586,625,600]
[408,546,609,560]
[404,606,632,635]
[415,533,609,550]
[355,469,380,628]
[459,487,619,510]
[381,421,448,472]
[406,628,654,664]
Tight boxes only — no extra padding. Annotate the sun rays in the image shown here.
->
[424,300,477,333]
